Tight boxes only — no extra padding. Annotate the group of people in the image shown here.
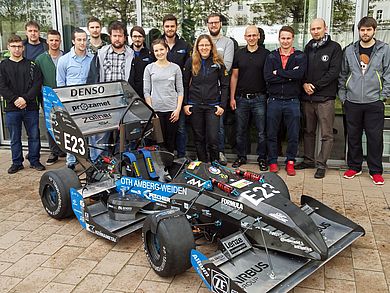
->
[0,14,389,186]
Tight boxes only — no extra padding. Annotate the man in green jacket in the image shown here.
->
[35,29,66,165]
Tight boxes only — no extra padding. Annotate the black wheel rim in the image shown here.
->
[147,231,161,262]
[43,184,58,209]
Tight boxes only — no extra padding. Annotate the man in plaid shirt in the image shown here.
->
[87,21,135,162]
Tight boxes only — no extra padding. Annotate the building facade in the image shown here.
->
[0,0,389,163]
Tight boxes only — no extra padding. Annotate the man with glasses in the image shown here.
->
[207,13,234,165]
[23,20,48,61]
[161,14,191,158]
[0,35,45,174]
[86,16,109,55]
[230,25,269,171]
[129,26,153,99]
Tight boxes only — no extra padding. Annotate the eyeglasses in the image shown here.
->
[132,35,144,39]
[207,21,220,26]
[9,45,23,49]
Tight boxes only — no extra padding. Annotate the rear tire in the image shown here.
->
[142,213,195,277]
[39,168,81,219]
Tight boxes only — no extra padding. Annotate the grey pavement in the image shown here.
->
[0,149,389,293]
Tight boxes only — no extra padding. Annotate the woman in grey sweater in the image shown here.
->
[143,39,184,153]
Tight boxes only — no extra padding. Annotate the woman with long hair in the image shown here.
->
[183,34,229,162]
[143,39,183,153]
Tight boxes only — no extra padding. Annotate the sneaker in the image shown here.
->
[30,162,46,171]
[58,151,67,158]
[8,164,24,174]
[258,159,268,171]
[269,163,278,173]
[232,157,246,168]
[295,162,315,170]
[343,169,362,179]
[314,168,326,179]
[46,154,58,166]
[219,152,227,166]
[286,160,296,176]
[370,174,385,185]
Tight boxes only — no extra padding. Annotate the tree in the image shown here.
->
[0,0,28,32]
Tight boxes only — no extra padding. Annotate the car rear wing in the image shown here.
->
[42,81,155,160]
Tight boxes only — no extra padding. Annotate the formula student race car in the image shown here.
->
[39,81,365,293]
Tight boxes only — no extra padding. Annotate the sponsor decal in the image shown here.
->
[187,178,204,188]
[318,222,331,233]
[119,177,187,195]
[219,173,228,179]
[71,100,111,112]
[233,262,269,288]
[146,157,155,173]
[143,190,170,203]
[230,179,252,189]
[87,224,117,242]
[191,250,211,290]
[221,198,243,211]
[187,161,201,170]
[240,183,280,206]
[211,270,230,293]
[268,212,289,223]
[321,54,329,62]
[70,85,105,97]
[202,209,212,217]
[83,113,112,123]
[208,166,221,175]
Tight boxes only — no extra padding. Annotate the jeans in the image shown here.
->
[89,132,111,162]
[267,97,300,164]
[175,110,187,157]
[302,99,335,169]
[190,105,220,162]
[235,94,267,160]
[218,113,225,152]
[6,110,41,166]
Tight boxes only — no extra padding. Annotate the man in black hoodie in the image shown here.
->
[295,19,342,179]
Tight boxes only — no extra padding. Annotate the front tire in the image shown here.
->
[39,168,81,219]
[142,213,195,277]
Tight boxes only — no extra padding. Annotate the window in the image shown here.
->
[377,9,383,20]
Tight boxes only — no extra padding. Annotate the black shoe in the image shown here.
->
[30,162,46,171]
[58,152,67,158]
[295,162,315,170]
[232,158,246,168]
[314,168,326,179]
[258,159,268,171]
[46,154,58,166]
[8,164,24,174]
[67,164,76,170]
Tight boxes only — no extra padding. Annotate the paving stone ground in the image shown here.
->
[0,149,389,293]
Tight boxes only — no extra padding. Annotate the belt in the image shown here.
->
[240,92,263,99]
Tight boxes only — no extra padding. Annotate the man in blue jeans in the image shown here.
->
[230,25,269,171]
[264,26,306,176]
[0,35,45,174]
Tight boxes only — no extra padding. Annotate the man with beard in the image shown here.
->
[161,14,191,158]
[129,26,153,99]
[295,18,342,179]
[87,21,135,162]
[339,16,390,185]
[57,28,93,169]
[86,16,109,54]
[207,13,234,165]
[36,29,66,165]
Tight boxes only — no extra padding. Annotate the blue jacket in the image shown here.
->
[264,48,306,98]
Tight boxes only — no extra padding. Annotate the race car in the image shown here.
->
[39,81,364,293]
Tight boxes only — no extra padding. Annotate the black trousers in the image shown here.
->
[156,111,178,154]
[344,100,384,175]
[190,105,220,162]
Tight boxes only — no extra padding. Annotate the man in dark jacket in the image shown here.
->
[295,19,342,179]
[0,35,45,173]
[264,26,306,176]
[23,20,48,60]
